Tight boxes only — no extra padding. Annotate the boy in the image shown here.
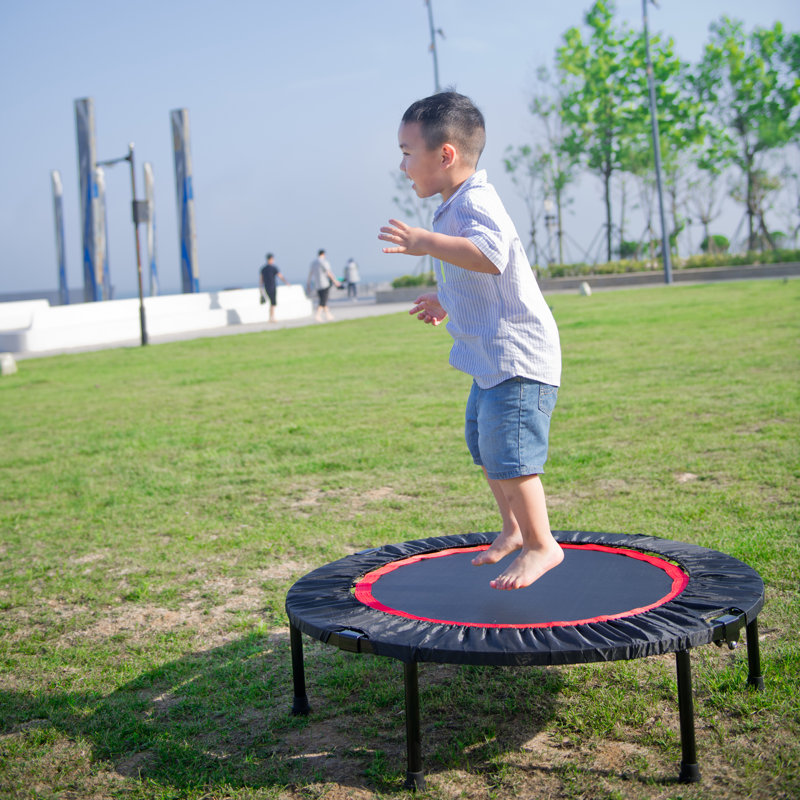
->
[378,91,563,591]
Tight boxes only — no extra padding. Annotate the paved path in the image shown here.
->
[13,262,798,360]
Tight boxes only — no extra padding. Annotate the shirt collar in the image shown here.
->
[433,170,487,222]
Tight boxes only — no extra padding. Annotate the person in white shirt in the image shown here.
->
[379,91,562,591]
[306,249,340,322]
[344,258,360,299]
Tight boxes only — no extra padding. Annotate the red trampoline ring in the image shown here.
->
[285,530,765,790]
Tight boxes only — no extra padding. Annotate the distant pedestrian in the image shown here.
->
[306,249,341,322]
[344,257,361,299]
[259,253,290,322]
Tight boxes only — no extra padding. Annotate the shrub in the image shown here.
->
[617,240,641,259]
[391,271,436,289]
[700,234,730,254]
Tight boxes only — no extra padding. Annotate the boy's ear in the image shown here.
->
[441,143,457,168]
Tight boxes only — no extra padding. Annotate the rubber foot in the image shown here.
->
[404,770,426,791]
[291,696,311,715]
[679,762,701,783]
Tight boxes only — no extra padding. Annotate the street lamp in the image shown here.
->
[425,0,442,92]
[97,142,149,345]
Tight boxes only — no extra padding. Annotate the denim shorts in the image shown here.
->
[465,377,558,480]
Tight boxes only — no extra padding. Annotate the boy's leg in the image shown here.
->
[471,468,523,565]
[486,473,563,591]
[466,377,561,588]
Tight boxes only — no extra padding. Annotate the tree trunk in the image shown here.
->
[604,166,613,262]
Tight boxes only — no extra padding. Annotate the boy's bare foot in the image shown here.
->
[489,541,564,591]
[471,529,523,566]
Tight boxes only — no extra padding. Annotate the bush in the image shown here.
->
[541,247,800,278]
[617,240,641,259]
[391,272,436,289]
[683,248,800,269]
[700,234,730,254]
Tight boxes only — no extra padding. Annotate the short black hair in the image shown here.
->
[401,91,486,166]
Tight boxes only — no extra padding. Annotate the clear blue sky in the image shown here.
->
[1,0,797,298]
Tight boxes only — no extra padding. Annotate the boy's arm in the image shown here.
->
[379,219,499,275]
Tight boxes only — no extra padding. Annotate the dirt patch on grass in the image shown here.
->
[284,485,416,520]
[3,567,302,653]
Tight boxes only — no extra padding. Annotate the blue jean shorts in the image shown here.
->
[465,377,558,480]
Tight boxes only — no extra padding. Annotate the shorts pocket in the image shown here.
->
[538,384,558,416]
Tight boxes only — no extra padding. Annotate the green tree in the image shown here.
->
[557,0,645,262]
[692,18,800,250]
[618,10,704,259]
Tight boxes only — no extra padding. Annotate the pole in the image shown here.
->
[642,0,672,284]
[426,0,440,92]
[51,170,69,305]
[127,143,148,345]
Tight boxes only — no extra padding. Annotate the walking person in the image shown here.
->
[259,253,290,322]
[306,249,341,322]
[344,257,360,299]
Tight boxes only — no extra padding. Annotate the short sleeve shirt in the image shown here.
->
[308,257,332,290]
[432,170,561,389]
[261,263,279,291]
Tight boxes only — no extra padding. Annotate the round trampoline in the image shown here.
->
[286,530,764,789]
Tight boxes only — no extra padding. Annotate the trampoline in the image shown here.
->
[286,530,765,789]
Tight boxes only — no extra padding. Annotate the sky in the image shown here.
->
[1,0,798,299]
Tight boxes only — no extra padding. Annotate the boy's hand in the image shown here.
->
[409,292,446,326]
[379,219,430,256]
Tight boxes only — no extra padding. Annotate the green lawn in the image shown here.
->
[1,279,798,799]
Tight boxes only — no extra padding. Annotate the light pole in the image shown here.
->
[97,142,148,345]
[425,0,441,92]
[642,0,672,284]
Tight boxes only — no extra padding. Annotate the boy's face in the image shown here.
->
[398,122,447,199]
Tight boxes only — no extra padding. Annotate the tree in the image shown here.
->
[503,145,546,266]
[527,65,580,265]
[617,10,704,260]
[692,18,800,250]
[557,1,645,262]
[391,172,438,275]
[686,164,727,255]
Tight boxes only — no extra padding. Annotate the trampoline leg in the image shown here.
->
[675,649,700,783]
[403,661,426,791]
[290,624,311,715]
[745,618,765,690]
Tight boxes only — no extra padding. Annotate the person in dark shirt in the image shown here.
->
[259,253,290,322]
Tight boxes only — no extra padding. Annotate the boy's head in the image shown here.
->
[401,91,486,168]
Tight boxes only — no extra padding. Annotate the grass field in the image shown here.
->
[1,279,798,800]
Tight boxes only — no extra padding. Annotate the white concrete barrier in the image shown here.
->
[0,286,312,355]
[0,299,51,331]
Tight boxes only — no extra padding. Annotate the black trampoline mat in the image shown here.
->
[355,543,687,627]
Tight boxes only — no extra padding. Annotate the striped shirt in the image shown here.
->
[433,170,561,389]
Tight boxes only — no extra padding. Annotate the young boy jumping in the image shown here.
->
[378,91,563,591]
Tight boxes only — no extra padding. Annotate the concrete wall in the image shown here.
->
[0,286,312,355]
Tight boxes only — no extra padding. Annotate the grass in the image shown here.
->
[1,278,798,800]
